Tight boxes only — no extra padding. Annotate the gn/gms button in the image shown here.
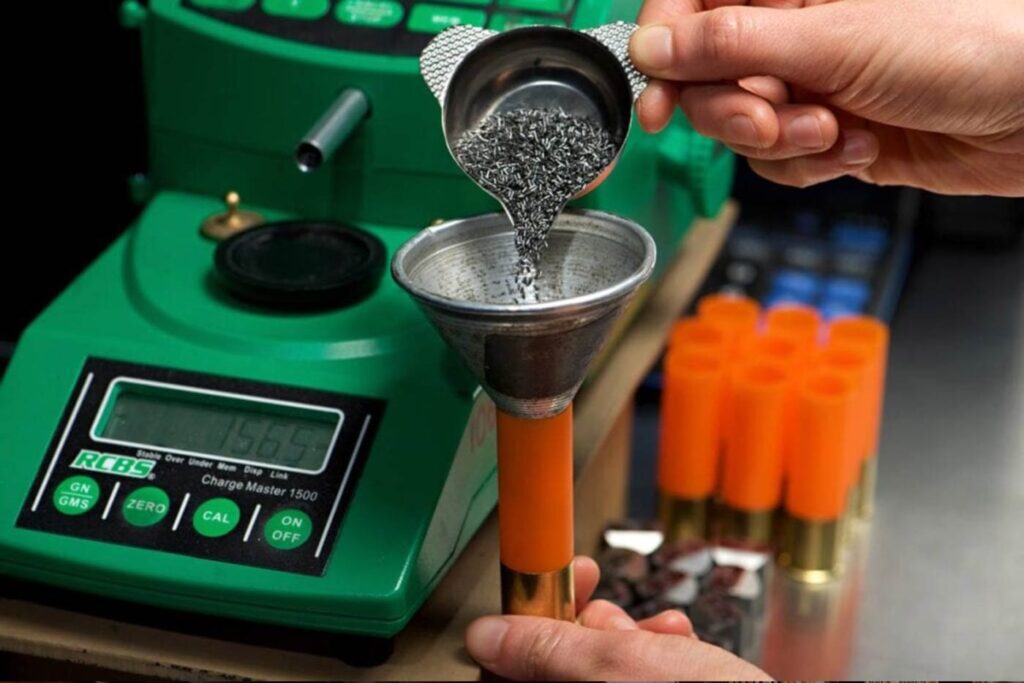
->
[53,476,100,516]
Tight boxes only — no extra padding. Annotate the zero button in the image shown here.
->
[122,486,171,527]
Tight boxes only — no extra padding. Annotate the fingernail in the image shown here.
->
[724,115,759,146]
[788,114,824,149]
[631,25,674,70]
[466,617,510,664]
[841,133,875,165]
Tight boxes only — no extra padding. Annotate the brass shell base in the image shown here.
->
[500,564,574,620]
[856,456,878,519]
[715,504,774,545]
[776,515,842,584]
[659,495,710,542]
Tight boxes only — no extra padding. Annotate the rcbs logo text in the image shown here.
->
[70,450,156,478]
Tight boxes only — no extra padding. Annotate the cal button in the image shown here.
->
[193,498,241,538]
[52,475,100,516]
[264,509,313,550]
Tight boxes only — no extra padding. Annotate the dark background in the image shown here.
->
[1,2,146,344]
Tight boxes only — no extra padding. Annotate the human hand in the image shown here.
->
[464,556,772,680]
[629,0,1024,196]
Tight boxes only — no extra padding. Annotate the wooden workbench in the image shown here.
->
[0,203,735,681]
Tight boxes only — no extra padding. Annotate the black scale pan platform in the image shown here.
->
[215,221,386,310]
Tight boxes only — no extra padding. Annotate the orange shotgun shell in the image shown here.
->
[779,370,857,582]
[743,331,805,476]
[722,360,792,512]
[668,317,728,361]
[765,303,823,360]
[786,371,856,521]
[817,341,873,492]
[496,406,574,575]
[697,294,761,355]
[658,351,726,500]
[827,316,889,462]
[743,330,804,375]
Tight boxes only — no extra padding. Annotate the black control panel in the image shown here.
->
[17,358,385,576]
[184,0,578,56]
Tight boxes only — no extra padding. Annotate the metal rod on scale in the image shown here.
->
[294,88,370,173]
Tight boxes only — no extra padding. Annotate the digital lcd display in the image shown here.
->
[95,383,340,473]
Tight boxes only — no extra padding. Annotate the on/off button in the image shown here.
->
[264,509,313,550]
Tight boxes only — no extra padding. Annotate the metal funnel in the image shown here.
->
[392,209,656,419]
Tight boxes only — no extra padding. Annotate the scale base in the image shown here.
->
[1,574,396,667]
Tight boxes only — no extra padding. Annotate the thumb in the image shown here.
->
[465,615,773,681]
[630,3,867,92]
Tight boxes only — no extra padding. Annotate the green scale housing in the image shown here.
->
[0,0,732,638]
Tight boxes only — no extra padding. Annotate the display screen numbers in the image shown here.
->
[93,380,341,473]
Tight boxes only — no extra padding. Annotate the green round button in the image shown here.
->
[263,0,330,19]
[52,475,101,516]
[336,0,404,27]
[192,498,241,538]
[122,486,171,527]
[264,508,314,550]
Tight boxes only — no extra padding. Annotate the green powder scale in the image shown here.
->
[0,0,732,644]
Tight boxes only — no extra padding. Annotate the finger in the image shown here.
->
[572,556,601,610]
[954,127,1024,155]
[637,0,699,25]
[465,615,774,681]
[637,0,824,24]
[752,0,833,6]
[867,124,1024,193]
[748,128,879,188]
[577,599,639,631]
[738,75,789,104]
[630,3,864,91]
[636,79,680,133]
[637,609,696,637]
[727,103,839,159]
[677,83,781,149]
